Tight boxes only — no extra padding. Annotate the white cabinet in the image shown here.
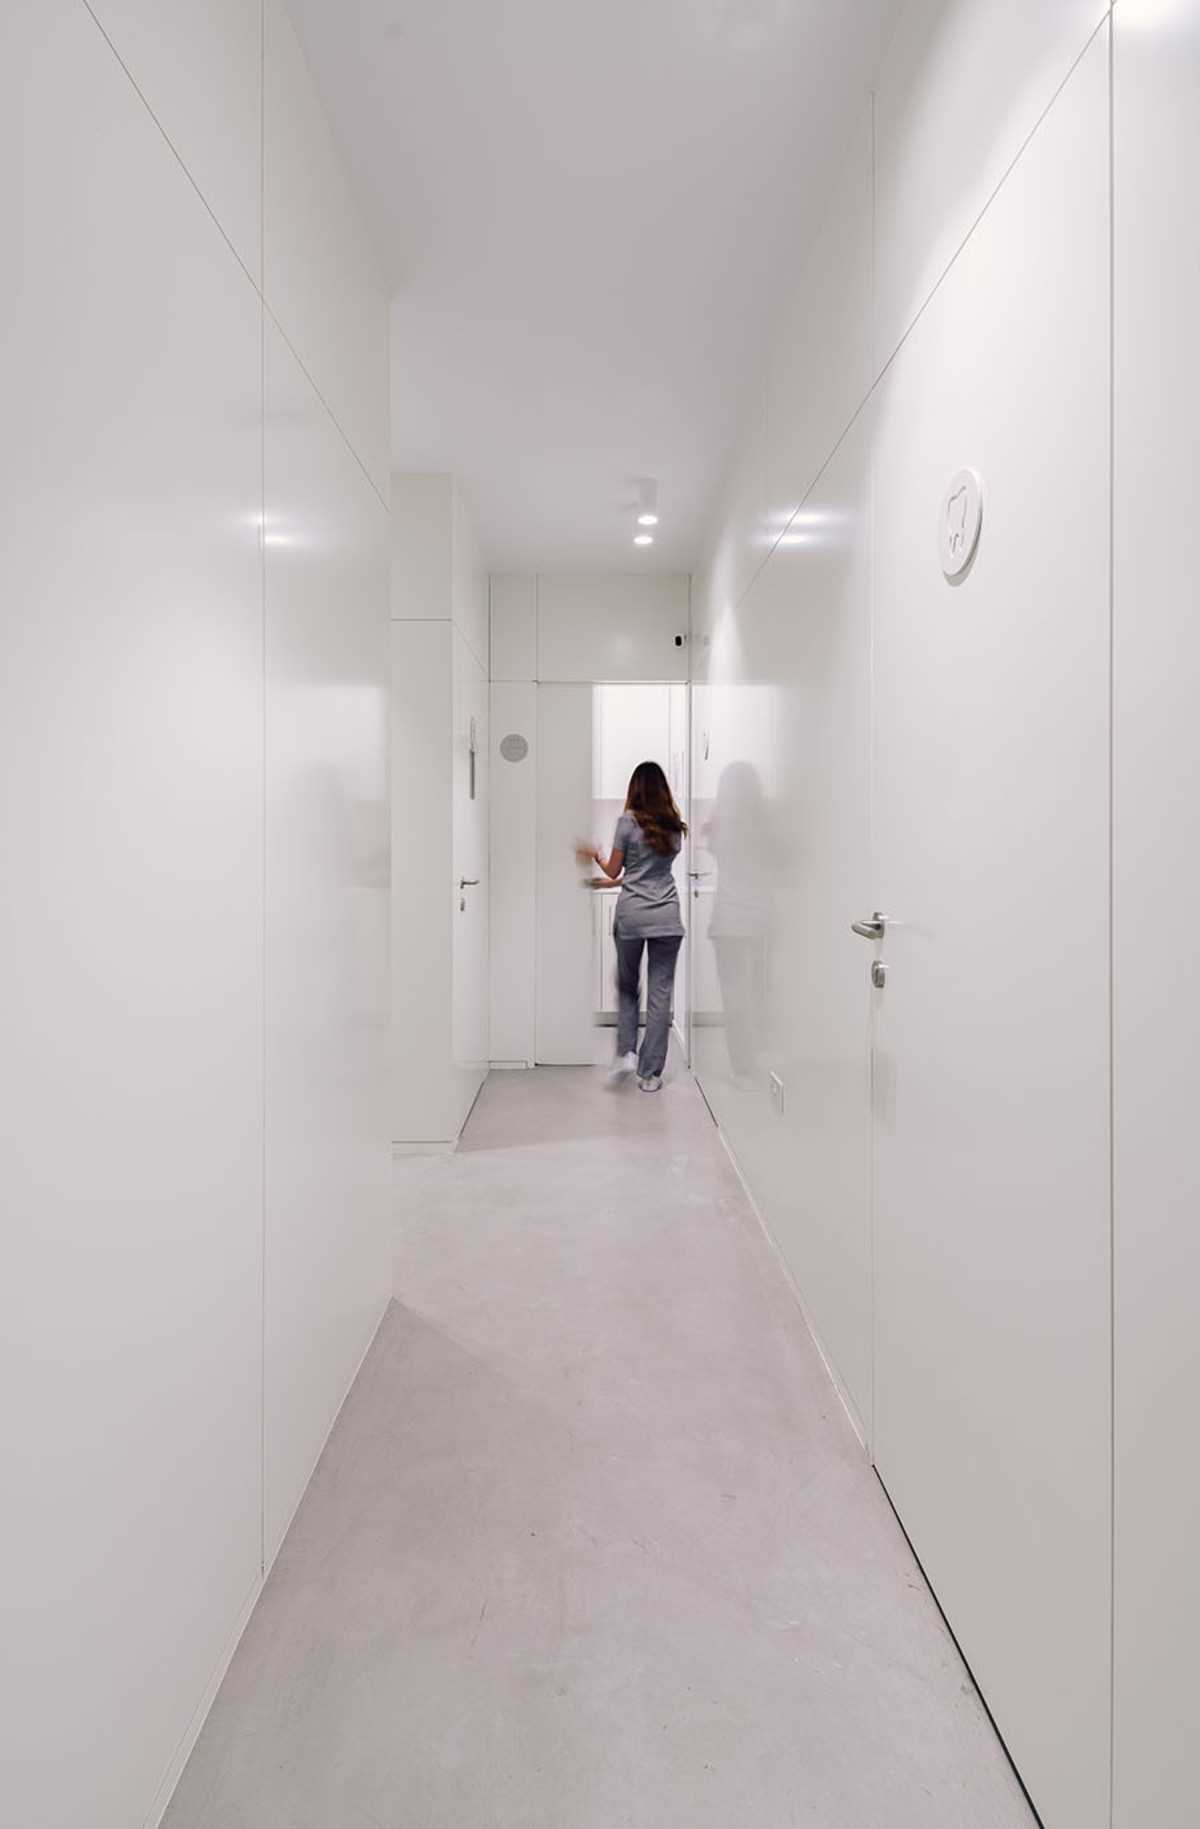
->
[592,683,672,801]
[593,889,649,1019]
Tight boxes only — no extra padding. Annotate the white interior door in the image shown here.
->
[687,678,721,1080]
[452,627,489,1077]
[1112,7,1200,1824]
[668,680,690,1055]
[870,34,1111,1829]
[535,684,594,1062]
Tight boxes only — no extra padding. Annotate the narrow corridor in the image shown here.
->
[166,1065,1033,1828]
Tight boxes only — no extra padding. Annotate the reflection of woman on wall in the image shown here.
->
[706,760,769,1078]
[577,761,687,1092]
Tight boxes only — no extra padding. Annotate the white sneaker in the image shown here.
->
[609,1052,638,1079]
[638,1074,663,1092]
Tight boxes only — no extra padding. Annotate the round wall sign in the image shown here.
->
[499,733,529,763]
[940,467,983,578]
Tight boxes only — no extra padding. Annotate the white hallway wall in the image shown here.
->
[695,3,1199,1828]
[0,4,391,1825]
[488,574,689,1065]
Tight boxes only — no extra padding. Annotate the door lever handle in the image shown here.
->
[851,912,887,941]
[688,870,711,879]
[459,877,480,889]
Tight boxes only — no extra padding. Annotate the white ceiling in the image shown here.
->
[289,0,901,572]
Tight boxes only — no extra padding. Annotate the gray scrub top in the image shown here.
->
[612,812,684,938]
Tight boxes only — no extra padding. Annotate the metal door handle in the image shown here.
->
[851,912,887,941]
[459,877,480,889]
[688,870,711,879]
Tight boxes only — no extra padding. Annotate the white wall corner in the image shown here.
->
[489,573,538,682]
[390,471,453,619]
[449,481,490,674]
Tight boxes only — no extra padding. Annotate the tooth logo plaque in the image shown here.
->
[940,467,983,579]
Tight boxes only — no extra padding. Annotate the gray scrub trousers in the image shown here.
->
[611,811,684,1077]
[615,933,683,1077]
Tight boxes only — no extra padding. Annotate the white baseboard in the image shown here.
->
[146,1571,262,1828]
[262,1295,391,1578]
[148,1294,392,1826]
[709,1104,870,1455]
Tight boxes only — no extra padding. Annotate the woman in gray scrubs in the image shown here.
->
[579,760,687,1091]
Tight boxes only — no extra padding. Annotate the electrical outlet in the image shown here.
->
[769,1070,784,1115]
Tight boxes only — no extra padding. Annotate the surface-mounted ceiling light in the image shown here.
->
[634,533,654,546]
[635,478,659,528]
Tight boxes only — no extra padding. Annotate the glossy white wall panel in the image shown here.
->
[490,574,538,682]
[1113,5,1200,1822]
[692,421,874,1436]
[537,573,689,681]
[871,35,1111,1828]
[0,4,262,1821]
[696,388,770,635]
[391,621,457,1139]
[451,482,489,671]
[263,0,390,501]
[263,318,392,1566]
[873,0,1108,370]
[391,471,452,619]
[490,682,537,1063]
[84,0,262,282]
[763,105,873,546]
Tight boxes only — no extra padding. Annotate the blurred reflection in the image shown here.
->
[705,759,770,1078]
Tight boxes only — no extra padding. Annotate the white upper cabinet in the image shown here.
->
[536,574,690,682]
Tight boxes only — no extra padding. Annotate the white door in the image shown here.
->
[535,684,594,1062]
[686,676,722,1083]
[1112,7,1200,1824]
[870,34,1111,1829]
[451,628,489,1078]
[668,680,690,1057]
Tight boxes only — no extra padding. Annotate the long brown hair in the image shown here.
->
[625,760,687,857]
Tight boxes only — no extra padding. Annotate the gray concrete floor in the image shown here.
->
[166,1063,1035,1829]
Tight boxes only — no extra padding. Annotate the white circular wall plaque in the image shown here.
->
[940,467,983,578]
[499,733,529,763]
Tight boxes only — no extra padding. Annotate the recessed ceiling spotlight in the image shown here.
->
[634,533,654,547]
[635,478,659,528]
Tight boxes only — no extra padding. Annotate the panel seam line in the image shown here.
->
[76,0,390,518]
[727,8,1114,623]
